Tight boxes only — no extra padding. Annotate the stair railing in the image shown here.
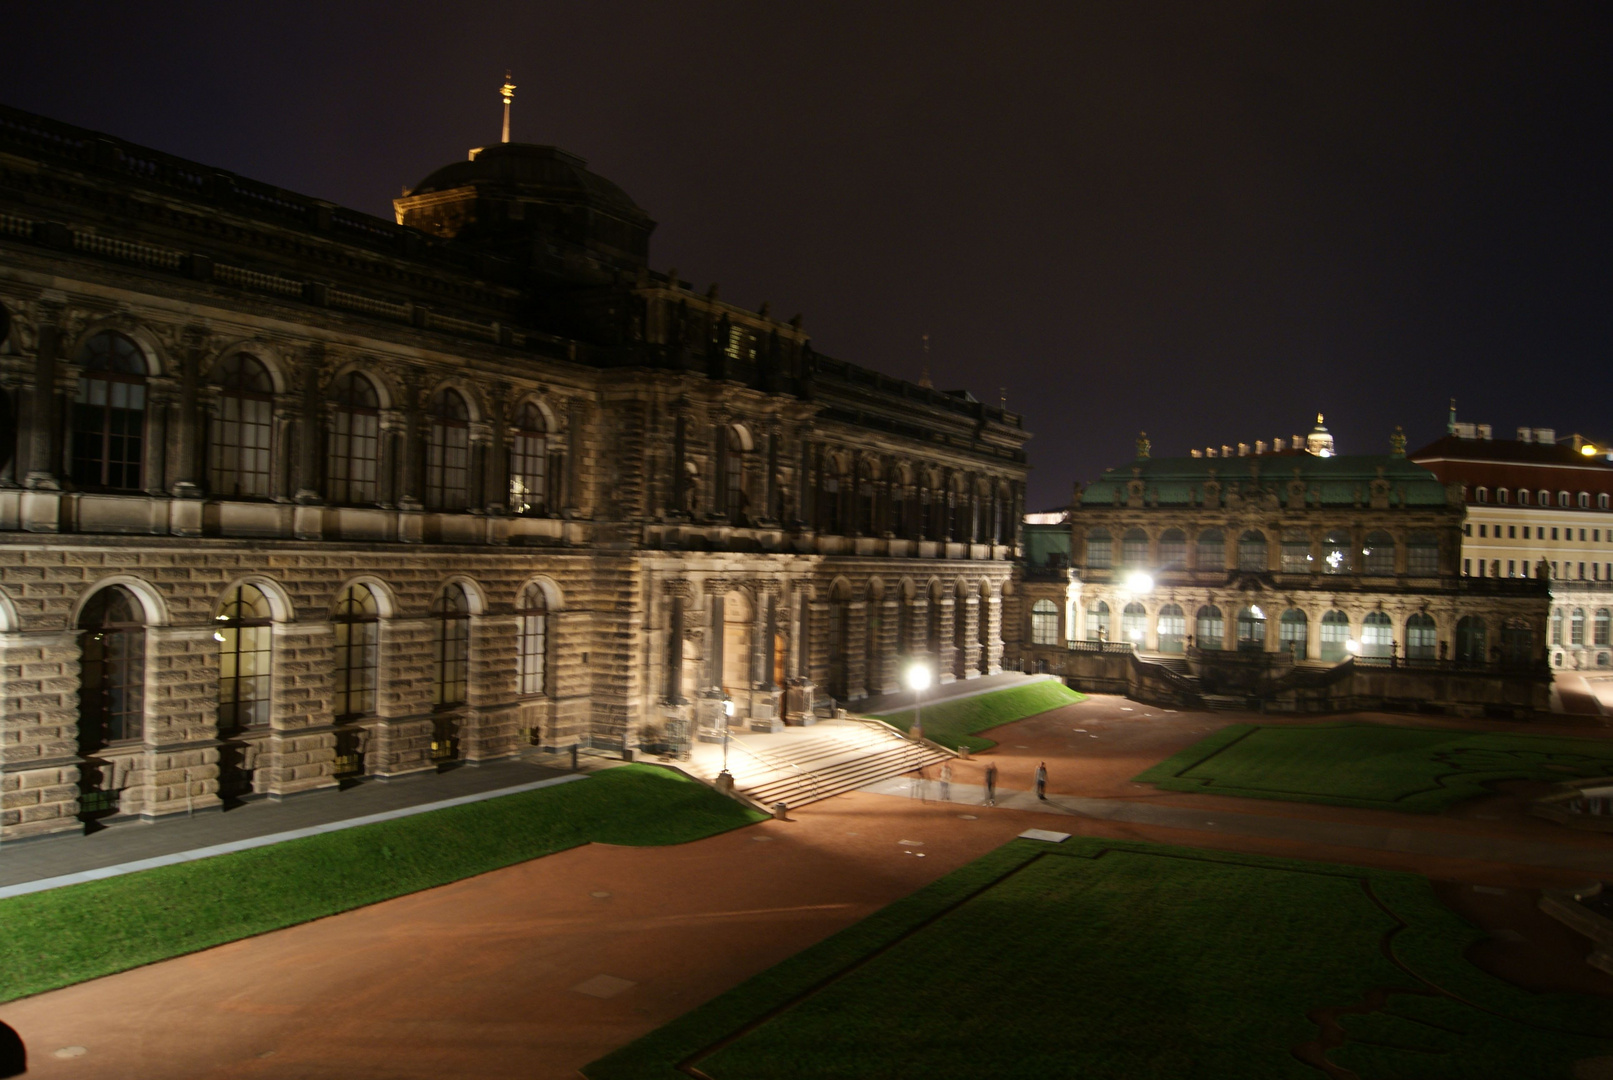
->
[845,714,958,759]
[724,731,821,805]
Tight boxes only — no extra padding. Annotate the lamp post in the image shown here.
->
[905,662,931,742]
[716,695,735,794]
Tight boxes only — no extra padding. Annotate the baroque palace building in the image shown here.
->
[1019,427,1551,716]
[0,104,1028,840]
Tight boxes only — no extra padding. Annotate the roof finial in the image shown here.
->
[1447,397,1457,434]
[918,333,933,389]
[1316,411,1324,425]
[500,71,517,143]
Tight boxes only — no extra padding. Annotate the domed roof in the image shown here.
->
[405,142,647,222]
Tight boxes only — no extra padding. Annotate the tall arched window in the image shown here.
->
[1196,605,1224,650]
[821,459,846,534]
[1406,613,1436,661]
[1235,605,1266,650]
[432,583,470,708]
[1237,530,1268,571]
[1196,529,1225,571]
[1320,610,1350,662]
[332,583,379,720]
[1363,531,1396,575]
[1122,529,1149,567]
[1279,609,1308,657]
[1571,608,1586,646]
[854,463,875,535]
[1597,608,1611,647]
[1455,616,1488,665]
[426,388,471,511]
[1121,602,1147,645]
[890,473,910,539]
[1030,599,1059,646]
[1157,604,1185,653]
[209,354,274,498]
[1086,529,1113,570]
[1087,599,1110,641]
[1552,607,1564,645]
[1158,529,1187,570]
[510,401,550,515]
[217,583,272,732]
[77,585,145,817]
[722,427,750,523]
[328,372,380,504]
[517,583,548,696]
[71,331,147,490]
[1281,530,1311,573]
[950,479,971,541]
[1362,612,1393,658]
[1406,532,1440,576]
[1322,531,1351,574]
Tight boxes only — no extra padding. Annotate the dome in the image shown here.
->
[395,142,654,279]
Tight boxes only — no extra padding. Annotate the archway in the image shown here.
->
[722,589,754,696]
[77,585,145,822]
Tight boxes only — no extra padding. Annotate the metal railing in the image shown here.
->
[721,728,821,805]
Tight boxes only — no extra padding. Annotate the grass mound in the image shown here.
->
[1134,722,1613,812]
[586,837,1613,1079]
[870,680,1085,751]
[0,764,762,1003]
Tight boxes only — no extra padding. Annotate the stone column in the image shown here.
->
[294,356,322,504]
[880,597,901,694]
[938,598,957,682]
[142,377,173,496]
[847,600,868,699]
[168,332,204,498]
[23,304,62,490]
[961,596,981,678]
[484,383,509,514]
[398,378,424,510]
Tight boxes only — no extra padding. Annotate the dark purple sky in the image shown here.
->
[10,1,1612,507]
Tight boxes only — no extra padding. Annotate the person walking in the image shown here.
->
[1035,761,1048,800]
[984,762,997,807]
[939,762,952,802]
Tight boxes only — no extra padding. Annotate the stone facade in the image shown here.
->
[0,105,1028,839]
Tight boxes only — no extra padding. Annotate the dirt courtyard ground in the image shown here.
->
[4,696,1611,1079]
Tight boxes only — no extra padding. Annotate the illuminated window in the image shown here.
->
[517,583,548,695]
[1322,531,1351,574]
[1121,602,1147,644]
[1235,605,1266,649]
[1363,531,1395,575]
[209,354,274,498]
[1572,608,1586,646]
[77,586,146,750]
[1195,605,1223,649]
[1122,528,1148,567]
[328,372,380,504]
[1406,613,1436,661]
[1361,612,1393,658]
[1596,609,1611,647]
[1196,529,1224,570]
[510,402,550,515]
[217,583,273,732]
[1086,529,1113,570]
[1157,603,1185,653]
[1279,609,1307,656]
[1030,599,1058,646]
[432,584,471,708]
[1281,530,1311,573]
[332,584,379,719]
[1237,530,1268,571]
[71,331,147,490]
[1406,532,1439,576]
[425,388,471,511]
[1551,608,1563,645]
[1087,599,1110,640]
[1157,529,1186,569]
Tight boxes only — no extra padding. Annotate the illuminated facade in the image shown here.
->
[0,104,1027,839]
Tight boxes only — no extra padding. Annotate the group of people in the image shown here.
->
[909,760,1049,805]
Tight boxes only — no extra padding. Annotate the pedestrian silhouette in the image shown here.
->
[1035,761,1048,800]
[985,762,997,806]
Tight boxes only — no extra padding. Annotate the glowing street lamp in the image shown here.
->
[1345,639,1361,656]
[906,662,931,742]
[721,695,735,774]
[1122,570,1154,596]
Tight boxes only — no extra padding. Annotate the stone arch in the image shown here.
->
[324,359,396,410]
[216,575,296,623]
[205,340,291,395]
[436,575,489,616]
[425,377,484,423]
[511,392,560,432]
[329,574,398,619]
[866,576,886,602]
[514,574,566,613]
[829,576,855,602]
[70,575,169,629]
[68,320,166,377]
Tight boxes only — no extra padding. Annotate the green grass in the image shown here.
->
[585,838,1613,1080]
[869,680,1086,751]
[1134,722,1613,813]
[0,764,763,1003]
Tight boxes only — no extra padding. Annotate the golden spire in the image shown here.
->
[500,71,517,143]
[918,333,933,389]
[1316,412,1324,425]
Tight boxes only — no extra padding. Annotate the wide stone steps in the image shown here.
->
[728,721,953,809]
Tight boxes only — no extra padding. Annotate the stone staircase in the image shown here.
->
[724,719,953,810]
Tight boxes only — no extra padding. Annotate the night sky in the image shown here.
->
[9,2,1612,508]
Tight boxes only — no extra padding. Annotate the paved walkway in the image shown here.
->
[860,776,1613,877]
[0,754,578,889]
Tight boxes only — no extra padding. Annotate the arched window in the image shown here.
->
[328,372,380,504]
[855,463,875,535]
[950,479,972,542]
[1581,492,1592,509]
[77,585,145,817]
[217,583,272,732]
[719,426,750,524]
[1597,608,1611,647]
[1196,529,1225,571]
[1157,529,1186,570]
[1559,490,1572,508]
[1496,488,1510,504]
[1122,528,1149,567]
[78,586,146,751]
[1600,494,1610,510]
[1361,611,1393,658]
[71,331,147,490]
[426,388,471,511]
[510,402,550,515]
[1030,599,1058,646]
[1237,530,1268,572]
[332,584,379,720]
[1456,616,1488,665]
[432,584,470,708]
[1121,601,1147,645]
[1406,532,1439,576]
[1539,489,1551,507]
[1235,605,1266,650]
[1322,530,1351,574]
[1501,619,1533,666]
[1474,487,1488,503]
[1157,603,1185,653]
[1362,531,1396,575]
[1086,528,1113,570]
[1087,599,1110,640]
[821,459,847,534]
[1279,609,1308,657]
[1571,608,1586,646]
[1406,613,1436,661]
[209,354,274,498]
[1196,605,1224,650]
[1281,530,1311,573]
[1518,489,1531,505]
[1320,610,1350,662]
[890,475,910,539]
[517,583,548,696]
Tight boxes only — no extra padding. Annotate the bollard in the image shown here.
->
[958,746,971,759]
[772,802,789,820]
[570,743,579,771]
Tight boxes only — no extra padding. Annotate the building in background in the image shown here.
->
[1410,407,1613,672]
[1020,428,1550,716]
[0,103,1028,840]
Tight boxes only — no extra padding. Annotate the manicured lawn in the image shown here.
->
[870,680,1085,751]
[0,764,763,1003]
[1134,722,1613,813]
[585,838,1613,1080]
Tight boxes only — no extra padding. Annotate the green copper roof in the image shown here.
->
[1079,453,1451,508]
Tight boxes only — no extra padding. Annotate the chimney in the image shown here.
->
[1254,440,1267,455]
[1517,427,1533,443]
